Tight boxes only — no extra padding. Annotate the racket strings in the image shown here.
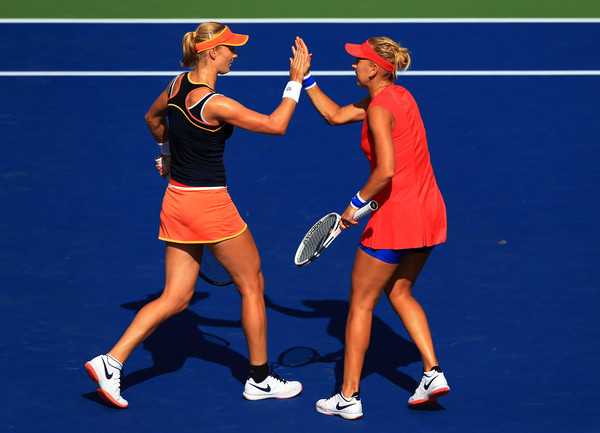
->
[297,215,338,263]
[199,248,232,286]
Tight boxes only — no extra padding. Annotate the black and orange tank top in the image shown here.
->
[167,73,234,187]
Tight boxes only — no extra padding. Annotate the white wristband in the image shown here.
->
[282,81,302,103]
[157,141,170,156]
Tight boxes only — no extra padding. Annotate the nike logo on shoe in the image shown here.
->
[102,359,113,380]
[424,376,437,390]
[251,383,271,393]
[336,402,355,410]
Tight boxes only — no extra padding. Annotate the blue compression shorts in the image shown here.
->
[358,243,434,264]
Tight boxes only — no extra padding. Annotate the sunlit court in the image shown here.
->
[1,19,599,432]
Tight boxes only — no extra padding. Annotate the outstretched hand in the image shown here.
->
[289,37,311,82]
[295,37,312,77]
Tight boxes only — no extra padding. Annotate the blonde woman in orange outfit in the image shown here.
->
[85,22,308,408]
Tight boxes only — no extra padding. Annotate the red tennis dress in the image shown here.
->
[359,85,447,249]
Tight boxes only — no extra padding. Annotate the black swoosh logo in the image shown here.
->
[336,402,355,410]
[251,383,271,392]
[424,376,437,390]
[102,359,113,380]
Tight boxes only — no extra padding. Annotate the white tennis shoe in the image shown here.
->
[243,366,302,400]
[408,366,450,406]
[85,354,128,408]
[316,391,363,420]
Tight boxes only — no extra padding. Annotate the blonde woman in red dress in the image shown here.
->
[297,36,450,419]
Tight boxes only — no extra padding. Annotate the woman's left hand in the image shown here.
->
[156,155,171,179]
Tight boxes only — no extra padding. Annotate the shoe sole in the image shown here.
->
[430,387,450,398]
[408,386,450,406]
[85,362,128,409]
[243,386,302,401]
[316,407,363,420]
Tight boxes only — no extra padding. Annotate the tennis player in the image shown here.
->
[85,22,307,408]
[297,37,450,419]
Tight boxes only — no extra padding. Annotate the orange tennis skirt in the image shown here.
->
[158,181,247,244]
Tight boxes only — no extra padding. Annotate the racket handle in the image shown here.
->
[353,200,378,220]
[155,155,171,181]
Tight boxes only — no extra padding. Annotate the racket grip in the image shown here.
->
[155,155,171,181]
[353,200,378,220]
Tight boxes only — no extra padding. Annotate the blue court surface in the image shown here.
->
[1,21,599,432]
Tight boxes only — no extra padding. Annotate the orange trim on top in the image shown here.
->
[186,90,220,126]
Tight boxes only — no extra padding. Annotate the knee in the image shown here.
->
[385,280,415,302]
[236,271,265,299]
[348,295,377,316]
[172,298,191,314]
[157,291,193,315]
[349,288,381,314]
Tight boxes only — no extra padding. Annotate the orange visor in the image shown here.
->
[194,26,249,53]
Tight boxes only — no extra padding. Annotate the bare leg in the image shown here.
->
[341,248,396,397]
[209,229,267,366]
[384,250,438,371]
[108,242,203,364]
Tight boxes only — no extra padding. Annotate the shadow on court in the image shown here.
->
[267,297,423,395]
[81,292,428,406]
[113,291,249,394]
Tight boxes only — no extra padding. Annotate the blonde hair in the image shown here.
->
[368,37,411,81]
[181,22,227,69]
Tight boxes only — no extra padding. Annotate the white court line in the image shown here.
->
[0,70,599,77]
[2,20,596,77]
[0,18,599,23]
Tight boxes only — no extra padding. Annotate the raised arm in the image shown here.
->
[203,38,308,135]
[297,37,369,125]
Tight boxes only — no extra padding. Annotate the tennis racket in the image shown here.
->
[155,155,233,286]
[294,200,378,267]
[198,245,233,286]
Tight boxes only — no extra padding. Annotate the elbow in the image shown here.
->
[324,108,346,126]
[273,126,287,136]
[383,170,395,183]
[376,168,395,184]
[268,119,288,135]
[144,111,153,127]
[323,113,340,126]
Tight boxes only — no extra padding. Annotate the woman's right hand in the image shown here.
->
[289,37,310,82]
[296,37,312,77]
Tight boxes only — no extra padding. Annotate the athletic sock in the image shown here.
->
[249,362,269,383]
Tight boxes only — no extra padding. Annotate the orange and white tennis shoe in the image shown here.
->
[408,366,450,406]
[85,354,128,408]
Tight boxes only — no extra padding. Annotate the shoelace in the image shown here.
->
[267,362,287,383]
[328,390,359,401]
